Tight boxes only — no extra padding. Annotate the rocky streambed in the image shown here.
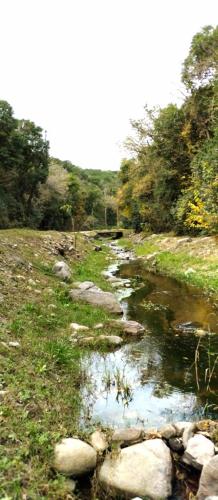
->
[53,239,218,498]
[53,420,218,499]
[79,242,218,428]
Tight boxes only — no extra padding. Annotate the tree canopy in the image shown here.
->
[118,25,218,234]
[0,26,217,235]
[0,107,119,230]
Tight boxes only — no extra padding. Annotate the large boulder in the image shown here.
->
[197,455,218,500]
[53,261,71,281]
[98,438,172,499]
[54,438,97,476]
[182,434,215,470]
[69,283,122,314]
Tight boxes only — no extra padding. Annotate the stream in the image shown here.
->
[81,243,218,429]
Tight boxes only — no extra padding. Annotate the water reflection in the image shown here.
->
[81,259,218,428]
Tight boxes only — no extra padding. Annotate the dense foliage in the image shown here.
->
[39,158,119,230]
[0,101,49,228]
[1,26,217,234]
[118,25,218,233]
[0,106,118,229]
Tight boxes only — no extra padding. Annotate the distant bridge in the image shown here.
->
[81,229,124,239]
[95,229,124,239]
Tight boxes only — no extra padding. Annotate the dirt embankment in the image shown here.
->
[132,233,218,259]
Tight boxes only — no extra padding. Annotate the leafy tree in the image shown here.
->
[182,25,218,89]
[0,101,49,227]
[119,26,218,235]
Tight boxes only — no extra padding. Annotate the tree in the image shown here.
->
[118,26,218,235]
[182,25,218,90]
[15,120,49,211]
[0,101,49,227]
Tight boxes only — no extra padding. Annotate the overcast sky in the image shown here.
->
[0,0,217,170]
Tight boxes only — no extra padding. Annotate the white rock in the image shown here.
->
[65,478,76,493]
[183,434,215,470]
[111,428,144,446]
[174,421,192,437]
[110,319,145,335]
[160,424,177,439]
[197,455,218,499]
[28,278,36,285]
[98,335,123,346]
[78,336,95,345]
[73,281,97,291]
[54,438,97,476]
[205,497,218,500]
[185,267,196,275]
[90,430,108,452]
[98,438,172,498]
[8,341,20,348]
[70,323,89,332]
[111,281,125,288]
[195,329,208,337]
[79,335,123,347]
[108,276,123,283]
[69,286,122,314]
[94,323,104,329]
[182,422,196,448]
[53,261,71,281]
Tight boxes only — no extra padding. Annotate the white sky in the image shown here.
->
[0,0,217,170]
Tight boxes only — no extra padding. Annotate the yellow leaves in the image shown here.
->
[132,174,153,198]
[185,198,210,229]
[181,121,191,139]
[181,121,193,154]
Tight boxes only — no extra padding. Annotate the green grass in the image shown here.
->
[156,251,218,294]
[0,230,117,498]
[118,237,159,256]
[123,233,218,297]
[135,241,159,256]
[117,237,133,250]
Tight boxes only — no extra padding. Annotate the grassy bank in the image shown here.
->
[119,234,218,298]
[0,230,115,498]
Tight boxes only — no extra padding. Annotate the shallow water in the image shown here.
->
[81,252,218,428]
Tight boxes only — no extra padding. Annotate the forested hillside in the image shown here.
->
[118,25,218,234]
[0,26,217,235]
[38,158,119,230]
[0,107,118,230]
